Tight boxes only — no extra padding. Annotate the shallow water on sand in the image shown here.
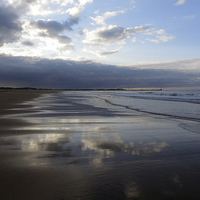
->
[1,91,200,199]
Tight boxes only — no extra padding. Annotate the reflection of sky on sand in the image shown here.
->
[0,119,170,167]
[0,133,70,151]
[0,91,173,167]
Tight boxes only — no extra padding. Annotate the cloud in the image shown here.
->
[98,26,124,41]
[134,26,151,33]
[83,25,125,45]
[66,7,82,18]
[91,10,125,26]
[156,29,166,35]
[14,0,76,16]
[64,0,93,18]
[83,25,148,46]
[57,35,72,44]
[4,0,36,10]
[4,0,54,16]
[78,0,93,6]
[136,58,200,72]
[174,0,187,5]
[87,9,128,55]
[183,15,195,20]
[97,49,120,56]
[83,25,161,46]
[143,28,175,44]
[148,35,175,43]
[32,19,71,35]
[124,28,135,35]
[22,40,34,46]
[84,48,121,57]
[0,54,200,89]
[31,19,74,45]
[0,4,23,46]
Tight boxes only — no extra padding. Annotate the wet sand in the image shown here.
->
[0,89,58,136]
[1,90,200,199]
[0,89,65,200]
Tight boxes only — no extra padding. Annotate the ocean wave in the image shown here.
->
[112,90,200,104]
[102,98,200,122]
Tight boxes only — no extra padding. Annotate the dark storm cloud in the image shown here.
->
[0,4,22,46]
[0,54,200,89]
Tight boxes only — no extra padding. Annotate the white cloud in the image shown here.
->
[135,26,148,33]
[156,29,166,35]
[83,25,155,46]
[28,4,56,16]
[144,28,168,37]
[78,0,93,6]
[132,37,136,42]
[52,0,74,6]
[64,0,93,18]
[143,28,174,44]
[91,10,125,26]
[148,35,175,43]
[174,0,187,5]
[67,7,82,18]
[134,26,155,34]
[124,28,135,35]
[94,10,99,15]
[183,15,195,20]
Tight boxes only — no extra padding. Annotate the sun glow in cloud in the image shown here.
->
[0,0,186,62]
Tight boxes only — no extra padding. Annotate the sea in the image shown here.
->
[85,89,200,120]
[20,89,200,120]
[1,89,200,199]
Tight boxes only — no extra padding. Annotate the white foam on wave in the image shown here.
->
[100,90,200,122]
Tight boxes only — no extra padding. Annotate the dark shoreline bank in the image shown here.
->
[0,87,163,91]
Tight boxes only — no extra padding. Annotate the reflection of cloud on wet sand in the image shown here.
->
[82,139,168,155]
[81,131,169,166]
[0,133,71,152]
[0,125,169,167]
[124,182,140,199]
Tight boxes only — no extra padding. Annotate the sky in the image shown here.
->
[0,0,200,89]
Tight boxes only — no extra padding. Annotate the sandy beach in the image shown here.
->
[1,90,200,200]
